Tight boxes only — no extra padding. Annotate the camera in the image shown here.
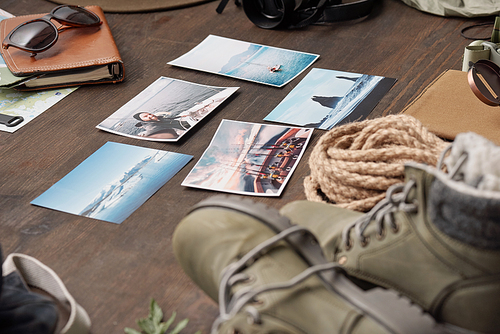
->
[462,40,500,71]
[217,0,376,29]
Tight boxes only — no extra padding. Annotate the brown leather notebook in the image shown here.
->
[0,6,124,91]
[401,69,500,145]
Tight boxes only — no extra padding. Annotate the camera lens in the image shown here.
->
[242,0,296,29]
[259,0,283,19]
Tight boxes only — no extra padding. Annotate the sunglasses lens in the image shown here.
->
[10,21,56,50]
[52,6,100,25]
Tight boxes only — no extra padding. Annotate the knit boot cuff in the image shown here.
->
[429,176,500,250]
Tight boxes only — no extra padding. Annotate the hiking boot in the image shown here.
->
[280,132,500,334]
[173,196,448,334]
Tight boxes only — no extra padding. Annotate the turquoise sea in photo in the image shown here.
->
[223,46,318,87]
[169,35,318,87]
[264,68,385,129]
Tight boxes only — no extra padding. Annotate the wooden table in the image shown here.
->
[0,0,492,332]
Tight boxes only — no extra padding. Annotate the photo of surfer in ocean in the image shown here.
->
[264,68,397,129]
[168,35,319,87]
[97,76,238,142]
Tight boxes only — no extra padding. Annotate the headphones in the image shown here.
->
[217,0,376,29]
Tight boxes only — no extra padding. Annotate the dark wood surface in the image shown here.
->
[0,0,493,332]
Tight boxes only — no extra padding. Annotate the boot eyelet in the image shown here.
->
[344,239,353,251]
[246,305,263,325]
[376,228,386,240]
[247,313,262,325]
[228,273,254,286]
[250,298,264,306]
[360,236,370,247]
[243,274,256,284]
[391,223,400,234]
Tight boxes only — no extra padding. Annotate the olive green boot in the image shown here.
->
[173,196,451,334]
[281,132,500,334]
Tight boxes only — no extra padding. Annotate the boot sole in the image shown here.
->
[191,195,473,334]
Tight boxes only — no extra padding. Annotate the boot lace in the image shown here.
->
[341,179,418,250]
[212,225,341,334]
[341,144,468,251]
[436,144,468,181]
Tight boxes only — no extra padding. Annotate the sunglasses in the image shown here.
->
[2,5,102,57]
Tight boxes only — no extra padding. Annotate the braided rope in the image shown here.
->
[304,115,448,212]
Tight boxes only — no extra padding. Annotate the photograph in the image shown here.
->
[168,35,319,87]
[31,142,193,224]
[97,76,239,141]
[182,119,313,196]
[264,68,397,129]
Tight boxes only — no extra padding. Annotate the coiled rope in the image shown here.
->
[304,115,449,212]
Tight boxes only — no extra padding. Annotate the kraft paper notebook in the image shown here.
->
[0,6,124,91]
[401,69,500,146]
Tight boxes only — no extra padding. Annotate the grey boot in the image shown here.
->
[173,196,452,334]
[280,132,500,334]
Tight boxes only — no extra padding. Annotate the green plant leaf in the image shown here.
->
[137,317,156,334]
[150,299,164,326]
[125,299,200,334]
[157,323,170,334]
[164,311,177,331]
[124,328,142,334]
[168,318,189,334]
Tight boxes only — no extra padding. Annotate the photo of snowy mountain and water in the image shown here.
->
[264,68,397,129]
[31,142,192,224]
